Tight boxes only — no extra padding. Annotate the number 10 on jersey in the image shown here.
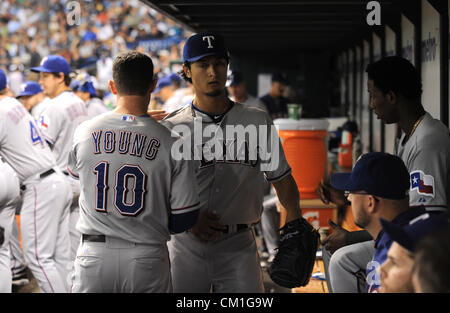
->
[93,162,147,216]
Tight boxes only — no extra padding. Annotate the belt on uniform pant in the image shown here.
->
[20,168,56,191]
[222,224,250,233]
[82,234,106,242]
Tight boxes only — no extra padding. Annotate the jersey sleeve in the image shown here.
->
[66,123,85,180]
[408,149,448,210]
[38,104,62,146]
[168,155,201,233]
[260,115,292,183]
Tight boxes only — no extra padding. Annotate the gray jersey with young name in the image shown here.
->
[39,91,89,172]
[67,112,201,244]
[0,97,56,183]
[395,112,450,212]
[161,101,291,225]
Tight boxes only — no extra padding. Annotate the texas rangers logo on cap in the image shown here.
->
[410,170,435,198]
[183,32,229,63]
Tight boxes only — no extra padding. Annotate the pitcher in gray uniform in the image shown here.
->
[68,51,200,293]
[162,32,303,293]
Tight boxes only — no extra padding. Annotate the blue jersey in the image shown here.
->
[366,206,427,293]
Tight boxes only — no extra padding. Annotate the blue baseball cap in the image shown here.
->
[0,69,6,91]
[17,81,43,98]
[183,32,229,63]
[226,71,244,87]
[31,55,71,75]
[154,76,172,94]
[380,213,450,252]
[331,152,410,199]
[169,72,182,84]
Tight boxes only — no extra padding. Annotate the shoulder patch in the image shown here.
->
[410,170,435,198]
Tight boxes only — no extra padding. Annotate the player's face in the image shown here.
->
[39,72,62,98]
[228,83,246,100]
[379,242,415,293]
[347,192,371,229]
[186,55,228,97]
[19,95,33,111]
[271,81,286,97]
[367,80,398,124]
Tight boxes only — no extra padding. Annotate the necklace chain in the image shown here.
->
[407,114,425,140]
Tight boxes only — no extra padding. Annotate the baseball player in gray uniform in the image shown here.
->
[68,51,200,293]
[0,69,72,293]
[71,73,110,118]
[17,81,51,120]
[161,32,304,293]
[0,158,21,293]
[226,70,268,114]
[31,55,89,263]
[319,56,450,293]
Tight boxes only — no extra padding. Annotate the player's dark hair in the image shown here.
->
[179,61,192,84]
[366,56,422,101]
[413,226,450,292]
[113,51,155,96]
[50,72,71,87]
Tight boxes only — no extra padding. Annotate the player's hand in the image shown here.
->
[321,219,349,254]
[316,180,347,207]
[189,211,227,242]
[147,109,169,121]
[0,226,4,246]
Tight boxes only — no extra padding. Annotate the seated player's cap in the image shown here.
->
[154,76,172,94]
[331,152,410,199]
[226,71,244,87]
[17,81,43,98]
[380,213,450,252]
[0,69,6,91]
[183,32,229,63]
[31,55,71,75]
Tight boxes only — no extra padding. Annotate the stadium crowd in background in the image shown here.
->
[0,0,190,107]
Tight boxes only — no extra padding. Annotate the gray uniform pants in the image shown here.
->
[168,228,264,293]
[324,241,375,293]
[260,204,279,258]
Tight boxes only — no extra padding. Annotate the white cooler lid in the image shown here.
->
[273,118,330,131]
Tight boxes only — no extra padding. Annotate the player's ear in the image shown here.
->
[386,90,396,104]
[183,64,191,79]
[149,77,158,93]
[108,80,117,95]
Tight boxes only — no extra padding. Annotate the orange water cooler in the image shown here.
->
[274,118,336,229]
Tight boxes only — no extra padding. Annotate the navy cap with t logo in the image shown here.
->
[183,32,229,63]
[331,152,410,199]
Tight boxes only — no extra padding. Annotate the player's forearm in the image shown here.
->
[273,174,301,223]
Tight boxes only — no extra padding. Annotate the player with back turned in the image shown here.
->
[68,51,201,292]
[161,32,318,292]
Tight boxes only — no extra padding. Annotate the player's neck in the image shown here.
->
[234,93,248,103]
[50,85,71,99]
[398,104,426,139]
[114,95,150,116]
[193,91,229,115]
